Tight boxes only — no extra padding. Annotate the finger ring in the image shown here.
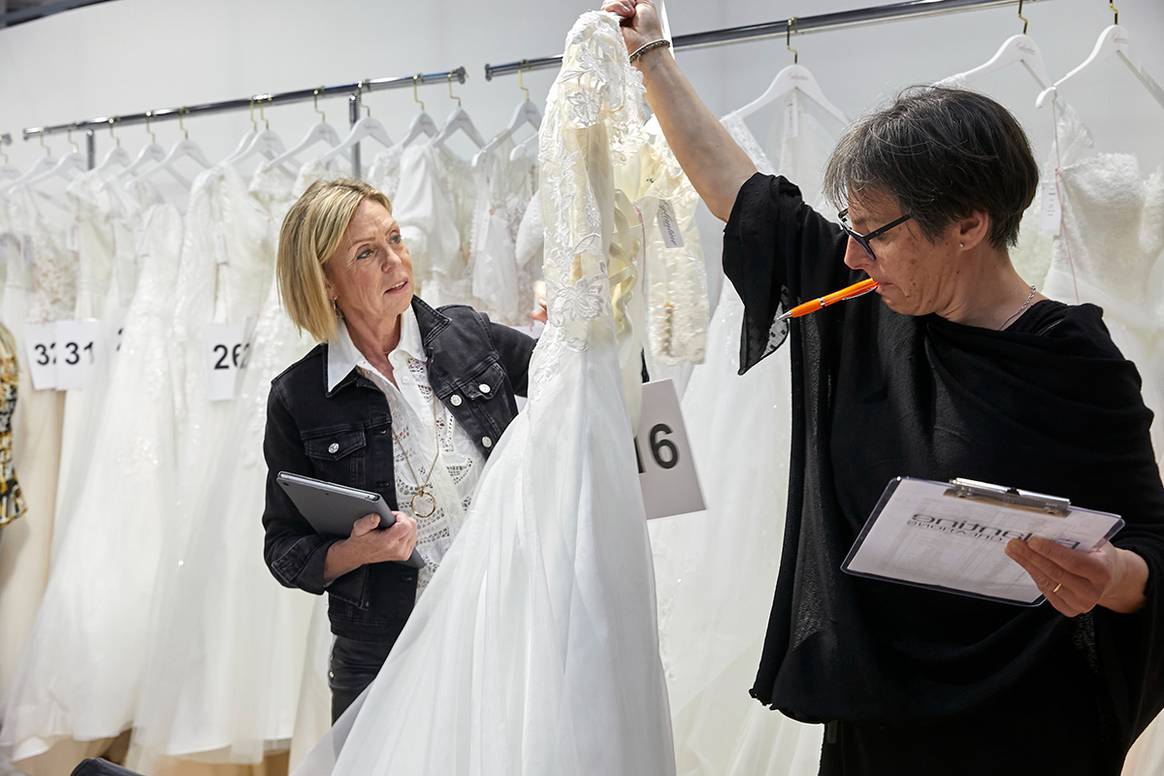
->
[1051,582,1062,594]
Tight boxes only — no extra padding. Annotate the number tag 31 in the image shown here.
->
[634,379,705,520]
[204,321,253,401]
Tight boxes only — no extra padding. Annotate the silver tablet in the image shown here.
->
[276,471,424,569]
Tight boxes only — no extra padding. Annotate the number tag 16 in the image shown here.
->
[634,379,705,520]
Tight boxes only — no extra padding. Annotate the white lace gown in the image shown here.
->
[51,170,140,559]
[393,141,479,308]
[294,13,678,775]
[647,101,842,776]
[0,187,184,761]
[0,184,75,727]
[1040,102,1164,467]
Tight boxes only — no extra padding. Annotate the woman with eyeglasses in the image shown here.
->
[604,2,1164,775]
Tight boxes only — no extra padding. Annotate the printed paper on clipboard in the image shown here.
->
[841,477,1124,606]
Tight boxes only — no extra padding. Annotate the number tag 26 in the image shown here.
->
[204,321,253,401]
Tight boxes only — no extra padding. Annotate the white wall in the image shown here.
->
[1,0,1162,288]
[2,0,1162,165]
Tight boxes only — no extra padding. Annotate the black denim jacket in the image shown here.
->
[262,298,535,641]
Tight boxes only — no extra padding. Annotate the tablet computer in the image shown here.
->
[276,471,424,569]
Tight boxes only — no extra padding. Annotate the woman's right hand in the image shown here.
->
[602,0,664,57]
[348,512,418,563]
[324,512,418,582]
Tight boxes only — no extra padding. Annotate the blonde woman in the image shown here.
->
[262,179,535,719]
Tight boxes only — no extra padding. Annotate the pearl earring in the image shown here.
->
[959,242,965,249]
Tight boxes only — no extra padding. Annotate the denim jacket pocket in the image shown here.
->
[304,428,368,484]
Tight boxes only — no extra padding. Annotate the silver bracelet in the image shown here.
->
[628,38,671,63]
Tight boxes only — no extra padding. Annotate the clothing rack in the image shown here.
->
[484,0,1052,79]
[20,66,468,178]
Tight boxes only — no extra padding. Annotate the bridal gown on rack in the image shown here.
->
[295,13,690,774]
[1040,102,1164,466]
[0,183,75,727]
[470,139,539,326]
[130,158,359,773]
[647,97,843,776]
[393,140,479,308]
[51,169,139,557]
[0,180,184,762]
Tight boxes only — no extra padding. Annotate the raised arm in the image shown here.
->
[602,0,757,221]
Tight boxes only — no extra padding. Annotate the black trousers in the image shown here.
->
[329,636,394,722]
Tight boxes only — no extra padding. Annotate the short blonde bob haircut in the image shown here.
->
[277,178,392,342]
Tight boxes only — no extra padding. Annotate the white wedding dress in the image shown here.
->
[0,181,184,761]
[294,12,683,775]
[648,99,843,776]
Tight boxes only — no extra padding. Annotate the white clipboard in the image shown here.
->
[841,477,1124,606]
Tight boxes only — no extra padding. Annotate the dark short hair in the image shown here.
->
[823,86,1039,249]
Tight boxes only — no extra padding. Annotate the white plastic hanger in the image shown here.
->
[732,20,848,126]
[96,119,131,176]
[943,1,1052,89]
[395,77,440,151]
[223,99,287,171]
[268,89,343,172]
[142,109,214,188]
[0,134,56,195]
[317,84,394,168]
[432,74,486,152]
[23,128,87,187]
[1036,5,1164,110]
[118,112,167,181]
[474,67,542,168]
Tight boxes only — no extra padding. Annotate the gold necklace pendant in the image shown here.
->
[410,488,438,518]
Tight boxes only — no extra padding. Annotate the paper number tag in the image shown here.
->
[635,379,705,520]
[24,323,59,390]
[54,320,104,390]
[1038,176,1061,236]
[205,322,252,401]
[656,200,684,250]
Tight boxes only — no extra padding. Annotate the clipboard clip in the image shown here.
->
[943,478,1071,516]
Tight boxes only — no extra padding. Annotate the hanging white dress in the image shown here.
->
[127,159,346,771]
[470,140,539,326]
[51,170,139,558]
[0,183,76,725]
[393,141,479,308]
[1041,101,1164,465]
[0,184,184,760]
[294,12,687,774]
[646,100,841,776]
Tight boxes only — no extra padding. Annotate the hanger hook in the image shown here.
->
[66,126,79,154]
[313,87,327,124]
[1017,0,1029,34]
[108,117,121,148]
[447,73,462,109]
[412,74,426,112]
[247,98,258,132]
[359,80,372,118]
[517,61,531,103]
[179,107,190,141]
[786,17,799,65]
[145,111,157,144]
[1109,1,1118,25]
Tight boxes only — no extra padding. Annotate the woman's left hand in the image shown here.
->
[1005,537,1148,616]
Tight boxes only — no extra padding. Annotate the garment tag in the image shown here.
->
[24,322,58,391]
[54,319,105,390]
[783,97,800,140]
[1038,176,1061,236]
[656,200,684,250]
[204,321,252,401]
[636,379,705,520]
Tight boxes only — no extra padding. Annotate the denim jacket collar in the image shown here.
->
[324,297,452,397]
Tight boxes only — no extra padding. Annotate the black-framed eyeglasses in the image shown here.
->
[838,208,912,261]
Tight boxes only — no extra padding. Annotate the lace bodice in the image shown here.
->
[4,184,77,323]
[366,146,404,199]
